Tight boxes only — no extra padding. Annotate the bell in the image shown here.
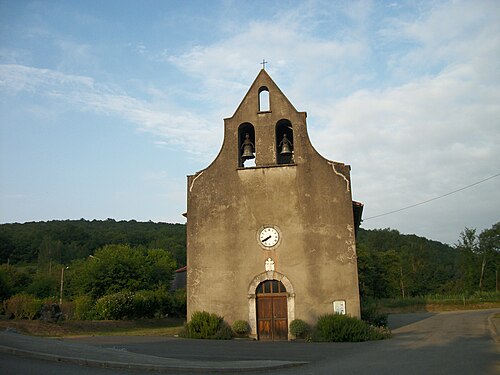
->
[241,144,255,160]
[280,142,292,155]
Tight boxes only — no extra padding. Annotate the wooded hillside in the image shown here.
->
[0,219,186,267]
[0,220,498,300]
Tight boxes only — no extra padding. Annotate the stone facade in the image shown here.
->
[186,69,361,340]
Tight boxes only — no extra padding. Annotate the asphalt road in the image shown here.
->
[1,309,498,375]
[0,352,123,375]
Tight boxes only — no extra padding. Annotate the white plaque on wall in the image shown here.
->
[333,300,346,315]
[265,258,275,271]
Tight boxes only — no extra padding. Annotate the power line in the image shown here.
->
[363,173,500,221]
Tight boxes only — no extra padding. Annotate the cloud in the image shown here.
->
[0,64,94,93]
[314,62,499,184]
[161,0,500,242]
[1,0,498,241]
[387,4,496,82]
[166,9,369,110]
[0,63,216,156]
[305,2,500,242]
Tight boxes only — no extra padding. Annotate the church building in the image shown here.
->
[186,68,362,340]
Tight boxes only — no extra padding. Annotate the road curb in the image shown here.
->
[487,313,500,343]
[0,344,308,373]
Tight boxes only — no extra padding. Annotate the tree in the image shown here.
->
[0,220,186,267]
[0,266,13,300]
[37,236,62,273]
[0,231,13,264]
[25,272,59,298]
[146,248,177,288]
[455,227,480,293]
[0,264,33,299]
[69,244,176,300]
[478,222,500,292]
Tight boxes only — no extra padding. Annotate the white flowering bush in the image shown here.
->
[94,291,134,320]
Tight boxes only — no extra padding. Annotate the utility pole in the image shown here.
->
[496,267,498,293]
[59,266,69,305]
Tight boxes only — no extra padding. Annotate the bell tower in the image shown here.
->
[186,69,361,340]
[230,69,304,168]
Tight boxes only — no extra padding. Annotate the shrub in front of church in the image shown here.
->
[361,300,388,328]
[182,311,233,339]
[314,314,390,342]
[212,321,234,340]
[232,320,250,336]
[290,319,311,339]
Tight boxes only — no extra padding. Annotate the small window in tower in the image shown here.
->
[276,119,294,165]
[238,123,256,168]
[258,87,270,112]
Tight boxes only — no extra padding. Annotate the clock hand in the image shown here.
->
[262,235,272,242]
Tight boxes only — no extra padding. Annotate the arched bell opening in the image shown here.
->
[258,86,270,112]
[238,123,256,167]
[276,119,294,165]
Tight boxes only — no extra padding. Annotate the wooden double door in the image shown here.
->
[256,280,288,340]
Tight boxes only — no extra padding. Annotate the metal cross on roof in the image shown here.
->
[260,59,268,70]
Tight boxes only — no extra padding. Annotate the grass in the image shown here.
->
[376,292,500,313]
[3,293,499,338]
[0,318,185,338]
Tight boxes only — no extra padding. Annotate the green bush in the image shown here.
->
[170,288,186,317]
[154,288,174,317]
[60,300,76,320]
[71,287,184,320]
[94,291,134,320]
[361,300,388,327]
[232,320,250,336]
[4,294,43,320]
[132,290,159,318]
[290,319,310,339]
[315,314,390,342]
[25,274,58,299]
[183,311,231,339]
[213,321,234,340]
[132,288,183,318]
[74,295,97,320]
[0,266,14,300]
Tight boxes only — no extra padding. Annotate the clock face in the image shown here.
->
[259,227,280,248]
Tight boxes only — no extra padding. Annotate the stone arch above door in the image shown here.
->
[247,271,295,340]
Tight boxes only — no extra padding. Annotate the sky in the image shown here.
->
[0,0,499,245]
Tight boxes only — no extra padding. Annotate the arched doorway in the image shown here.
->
[256,280,288,340]
[247,271,295,340]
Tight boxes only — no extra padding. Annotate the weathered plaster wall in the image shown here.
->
[186,70,360,339]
